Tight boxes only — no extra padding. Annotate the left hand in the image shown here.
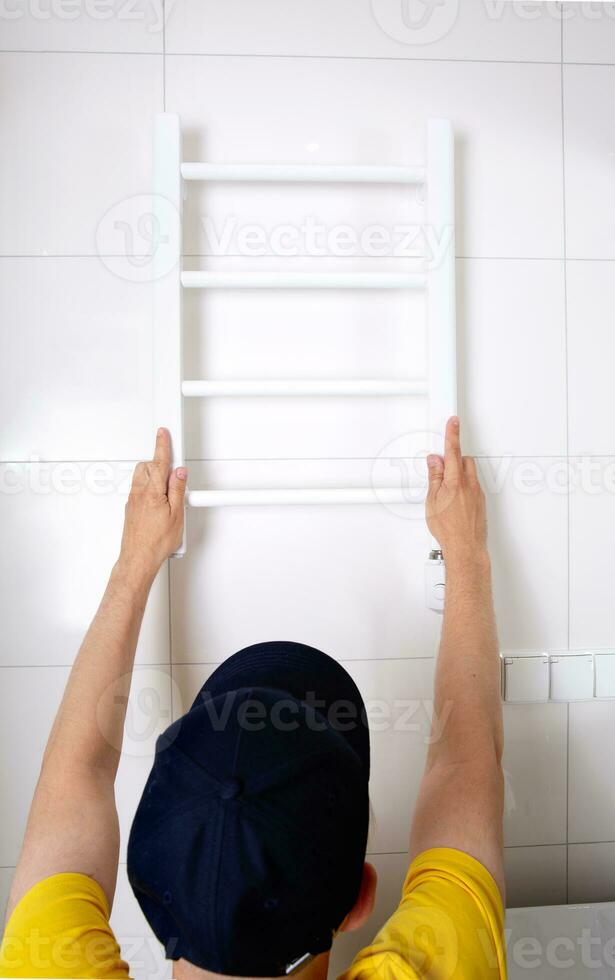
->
[119,428,187,581]
[425,416,488,569]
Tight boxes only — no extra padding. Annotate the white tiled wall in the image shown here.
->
[2,2,615,977]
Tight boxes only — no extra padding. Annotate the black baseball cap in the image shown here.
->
[127,641,370,977]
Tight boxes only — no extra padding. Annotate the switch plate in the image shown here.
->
[503,655,549,703]
[549,654,594,701]
[595,652,615,698]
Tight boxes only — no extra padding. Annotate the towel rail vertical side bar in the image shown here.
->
[153,112,186,556]
[425,119,457,611]
[427,118,457,452]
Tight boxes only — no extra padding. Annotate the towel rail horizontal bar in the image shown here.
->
[181,271,427,290]
[188,488,415,507]
[181,162,426,184]
[181,379,427,398]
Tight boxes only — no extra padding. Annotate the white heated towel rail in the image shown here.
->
[153,113,457,563]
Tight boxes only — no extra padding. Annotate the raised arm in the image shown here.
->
[409,417,505,898]
[6,429,187,920]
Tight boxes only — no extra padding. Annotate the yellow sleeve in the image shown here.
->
[0,873,131,979]
[338,848,507,980]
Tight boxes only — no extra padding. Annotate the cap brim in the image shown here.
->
[192,641,370,777]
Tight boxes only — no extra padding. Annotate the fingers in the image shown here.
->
[153,427,171,467]
[443,416,462,484]
[426,454,444,495]
[463,455,479,485]
[168,466,188,514]
[151,427,172,490]
[130,460,149,489]
[131,429,175,495]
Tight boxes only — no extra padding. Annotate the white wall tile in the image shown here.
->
[506,903,615,979]
[563,2,615,64]
[504,845,567,908]
[502,703,568,846]
[0,665,170,867]
[0,259,154,462]
[167,56,563,260]
[483,458,569,652]
[0,1,164,52]
[569,701,615,843]
[110,866,171,980]
[329,852,409,979]
[172,459,441,663]
[0,666,70,866]
[567,262,615,456]
[174,658,435,856]
[0,53,162,255]
[172,663,214,718]
[569,458,615,650]
[345,658,435,854]
[0,462,169,667]
[568,843,615,903]
[564,65,615,259]
[166,0,562,62]
[458,259,567,457]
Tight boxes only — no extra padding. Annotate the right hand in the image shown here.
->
[118,427,187,583]
[426,416,488,567]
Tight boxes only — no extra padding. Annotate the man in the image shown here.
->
[0,417,506,978]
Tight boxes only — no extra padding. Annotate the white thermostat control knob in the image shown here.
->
[425,551,446,612]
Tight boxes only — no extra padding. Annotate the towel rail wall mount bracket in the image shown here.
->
[153,113,457,611]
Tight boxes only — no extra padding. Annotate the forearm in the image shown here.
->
[6,429,185,918]
[428,552,503,771]
[410,419,505,893]
[42,559,154,779]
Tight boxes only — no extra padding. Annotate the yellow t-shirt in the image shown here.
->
[0,848,506,979]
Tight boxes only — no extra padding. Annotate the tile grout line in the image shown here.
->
[157,52,566,68]
[3,254,605,261]
[0,50,567,66]
[0,454,606,465]
[0,49,612,69]
[3,255,615,262]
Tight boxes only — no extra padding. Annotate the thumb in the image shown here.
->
[426,454,444,496]
[168,466,188,512]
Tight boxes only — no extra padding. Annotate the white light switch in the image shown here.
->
[595,653,615,698]
[503,655,549,703]
[549,654,594,701]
